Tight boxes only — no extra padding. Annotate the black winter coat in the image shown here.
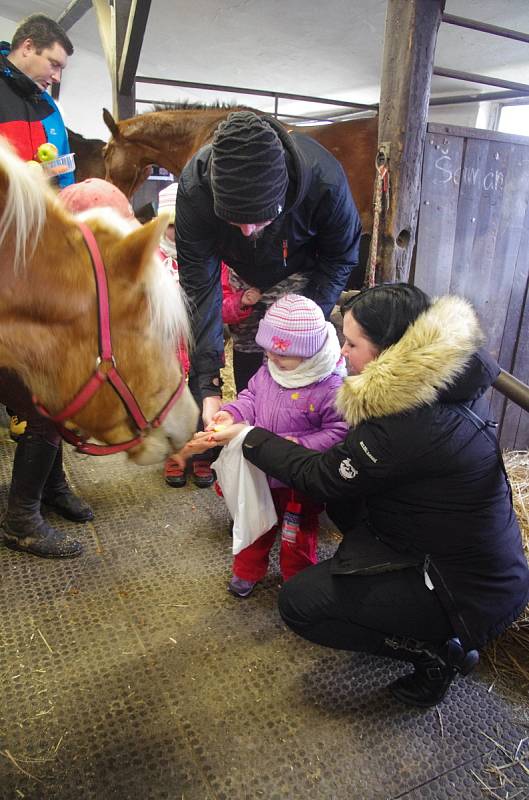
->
[241,296,529,651]
[176,120,362,399]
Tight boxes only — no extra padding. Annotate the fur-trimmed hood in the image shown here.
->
[336,295,487,427]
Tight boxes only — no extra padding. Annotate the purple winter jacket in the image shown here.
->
[222,365,348,488]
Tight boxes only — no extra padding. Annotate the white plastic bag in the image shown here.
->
[211,426,278,555]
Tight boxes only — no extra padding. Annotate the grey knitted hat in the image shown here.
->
[210,111,289,224]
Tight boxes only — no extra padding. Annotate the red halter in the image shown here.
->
[34,222,186,456]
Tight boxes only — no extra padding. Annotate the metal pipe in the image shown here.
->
[135,76,375,110]
[493,370,529,414]
[429,89,529,106]
[434,66,529,94]
[442,13,529,44]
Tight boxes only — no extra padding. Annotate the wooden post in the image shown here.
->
[92,0,151,121]
[375,0,445,282]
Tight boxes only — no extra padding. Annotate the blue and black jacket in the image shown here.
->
[0,43,73,187]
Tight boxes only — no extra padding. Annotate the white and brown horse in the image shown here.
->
[0,136,198,463]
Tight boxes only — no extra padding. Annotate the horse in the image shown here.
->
[0,136,198,464]
[67,128,106,182]
[102,105,378,233]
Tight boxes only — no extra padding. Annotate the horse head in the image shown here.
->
[102,109,155,198]
[0,136,198,464]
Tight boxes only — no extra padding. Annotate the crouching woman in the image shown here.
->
[190,284,529,707]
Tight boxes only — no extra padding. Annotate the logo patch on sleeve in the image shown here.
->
[339,458,358,480]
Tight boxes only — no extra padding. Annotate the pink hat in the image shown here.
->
[157,182,178,222]
[256,294,327,357]
[59,178,135,219]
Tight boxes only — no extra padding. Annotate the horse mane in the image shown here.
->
[73,207,190,347]
[0,138,48,272]
[148,100,247,112]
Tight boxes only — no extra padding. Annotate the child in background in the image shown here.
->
[157,182,179,277]
[206,294,348,597]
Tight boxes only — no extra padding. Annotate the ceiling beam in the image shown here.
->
[57,0,92,31]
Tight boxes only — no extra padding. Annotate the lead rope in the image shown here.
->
[365,146,390,288]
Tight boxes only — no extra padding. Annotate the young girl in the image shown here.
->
[205,294,348,597]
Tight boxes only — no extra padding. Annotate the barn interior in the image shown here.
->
[1,1,529,799]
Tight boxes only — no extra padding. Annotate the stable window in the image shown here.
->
[497,102,529,137]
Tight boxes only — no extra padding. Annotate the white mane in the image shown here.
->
[72,206,191,347]
[0,137,48,271]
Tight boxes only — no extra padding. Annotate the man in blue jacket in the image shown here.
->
[0,13,74,188]
[177,111,362,447]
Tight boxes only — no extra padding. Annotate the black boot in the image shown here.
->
[2,435,83,558]
[42,442,94,522]
[382,637,479,708]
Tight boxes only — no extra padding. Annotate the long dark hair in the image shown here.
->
[343,283,431,349]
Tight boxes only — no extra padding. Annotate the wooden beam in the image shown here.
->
[91,0,115,80]
[57,0,92,31]
[118,0,151,96]
[375,0,445,282]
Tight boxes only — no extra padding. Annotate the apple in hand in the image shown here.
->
[36,142,59,162]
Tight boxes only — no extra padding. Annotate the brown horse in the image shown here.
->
[102,107,378,232]
[0,136,198,464]
[67,128,106,182]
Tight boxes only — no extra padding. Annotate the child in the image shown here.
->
[207,294,348,597]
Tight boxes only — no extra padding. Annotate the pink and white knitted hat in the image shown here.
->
[157,182,178,222]
[256,294,327,357]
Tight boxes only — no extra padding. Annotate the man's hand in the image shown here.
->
[202,396,223,427]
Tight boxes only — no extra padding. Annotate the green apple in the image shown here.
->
[36,142,59,163]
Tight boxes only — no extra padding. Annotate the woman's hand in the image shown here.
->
[173,423,251,465]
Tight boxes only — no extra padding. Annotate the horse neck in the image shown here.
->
[123,109,239,174]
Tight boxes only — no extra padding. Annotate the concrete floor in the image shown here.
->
[1,417,528,800]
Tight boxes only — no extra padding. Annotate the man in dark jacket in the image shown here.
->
[0,13,74,188]
[176,111,362,435]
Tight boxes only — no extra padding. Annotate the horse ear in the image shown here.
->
[114,215,169,283]
[103,108,120,139]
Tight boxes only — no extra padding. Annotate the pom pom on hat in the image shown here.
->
[256,294,327,358]
[210,111,288,224]
[59,178,135,219]
[157,182,178,223]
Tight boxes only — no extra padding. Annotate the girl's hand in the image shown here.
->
[202,422,251,447]
[284,435,299,444]
[241,287,262,307]
[205,410,234,432]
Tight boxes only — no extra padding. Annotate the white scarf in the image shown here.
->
[160,235,177,261]
[267,322,346,388]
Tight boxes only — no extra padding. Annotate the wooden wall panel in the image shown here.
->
[415,124,529,449]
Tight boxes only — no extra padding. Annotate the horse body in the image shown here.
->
[67,128,106,181]
[0,136,198,463]
[102,107,378,233]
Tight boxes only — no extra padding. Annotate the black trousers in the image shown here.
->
[278,559,454,658]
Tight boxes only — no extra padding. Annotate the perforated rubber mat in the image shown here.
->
[1,417,528,799]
